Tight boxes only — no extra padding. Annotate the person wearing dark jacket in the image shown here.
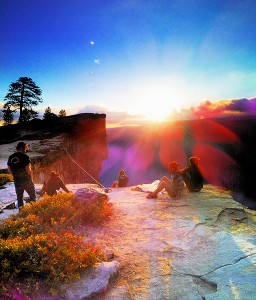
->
[179,156,203,192]
[111,169,129,188]
[42,171,70,196]
[7,142,36,209]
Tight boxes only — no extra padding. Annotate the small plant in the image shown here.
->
[0,192,112,298]
[0,173,13,186]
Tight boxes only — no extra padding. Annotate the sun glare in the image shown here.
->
[120,74,190,122]
[143,106,171,122]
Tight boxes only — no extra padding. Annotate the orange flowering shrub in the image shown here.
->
[0,192,112,239]
[0,192,112,298]
[0,173,13,186]
[0,232,99,282]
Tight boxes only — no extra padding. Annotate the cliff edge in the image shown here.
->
[0,113,107,184]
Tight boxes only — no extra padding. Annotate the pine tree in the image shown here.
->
[2,104,15,125]
[22,107,39,122]
[4,77,42,123]
[43,107,57,120]
[58,109,66,117]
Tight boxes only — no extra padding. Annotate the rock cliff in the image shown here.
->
[0,113,108,184]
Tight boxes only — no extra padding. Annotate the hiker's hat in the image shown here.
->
[168,161,179,172]
[16,142,27,150]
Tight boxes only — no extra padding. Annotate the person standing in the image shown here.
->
[7,142,36,209]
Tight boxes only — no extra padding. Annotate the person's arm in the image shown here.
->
[41,180,47,194]
[8,166,12,175]
[26,164,34,181]
[62,184,70,193]
[179,165,190,175]
[59,178,70,193]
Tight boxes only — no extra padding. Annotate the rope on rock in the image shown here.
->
[61,147,106,189]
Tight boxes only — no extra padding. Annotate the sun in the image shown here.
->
[120,74,187,122]
[143,106,172,122]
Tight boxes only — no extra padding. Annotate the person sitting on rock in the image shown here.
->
[147,161,184,200]
[111,169,129,188]
[179,156,203,192]
[42,171,70,196]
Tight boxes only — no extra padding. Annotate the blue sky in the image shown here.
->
[1,0,256,125]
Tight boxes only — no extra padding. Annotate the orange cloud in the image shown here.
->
[191,97,256,119]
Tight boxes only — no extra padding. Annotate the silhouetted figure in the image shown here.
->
[111,169,129,187]
[7,142,36,208]
[179,156,203,192]
[42,171,70,196]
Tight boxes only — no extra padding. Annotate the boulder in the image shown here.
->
[66,261,120,300]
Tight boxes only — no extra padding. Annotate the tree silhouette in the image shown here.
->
[22,107,39,122]
[2,104,15,125]
[4,77,42,123]
[58,109,66,117]
[43,107,57,120]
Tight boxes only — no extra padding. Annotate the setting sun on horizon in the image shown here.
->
[100,73,199,124]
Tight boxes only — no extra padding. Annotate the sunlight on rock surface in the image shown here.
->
[1,183,256,299]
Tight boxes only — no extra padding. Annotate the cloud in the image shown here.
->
[90,41,95,45]
[106,111,149,127]
[94,59,100,64]
[2,97,256,128]
[77,104,149,127]
[192,97,256,118]
[24,97,256,126]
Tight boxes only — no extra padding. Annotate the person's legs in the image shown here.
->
[154,180,168,195]
[111,181,118,188]
[159,176,172,184]
[24,179,36,202]
[14,182,24,208]
[147,179,175,198]
[163,181,175,197]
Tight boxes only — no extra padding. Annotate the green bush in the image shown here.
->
[0,192,112,298]
[0,173,13,186]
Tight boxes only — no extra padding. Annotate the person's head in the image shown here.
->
[50,171,59,177]
[118,169,126,177]
[16,142,28,153]
[168,161,179,173]
[189,156,199,167]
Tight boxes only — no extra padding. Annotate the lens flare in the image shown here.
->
[191,120,240,143]
[193,144,240,189]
